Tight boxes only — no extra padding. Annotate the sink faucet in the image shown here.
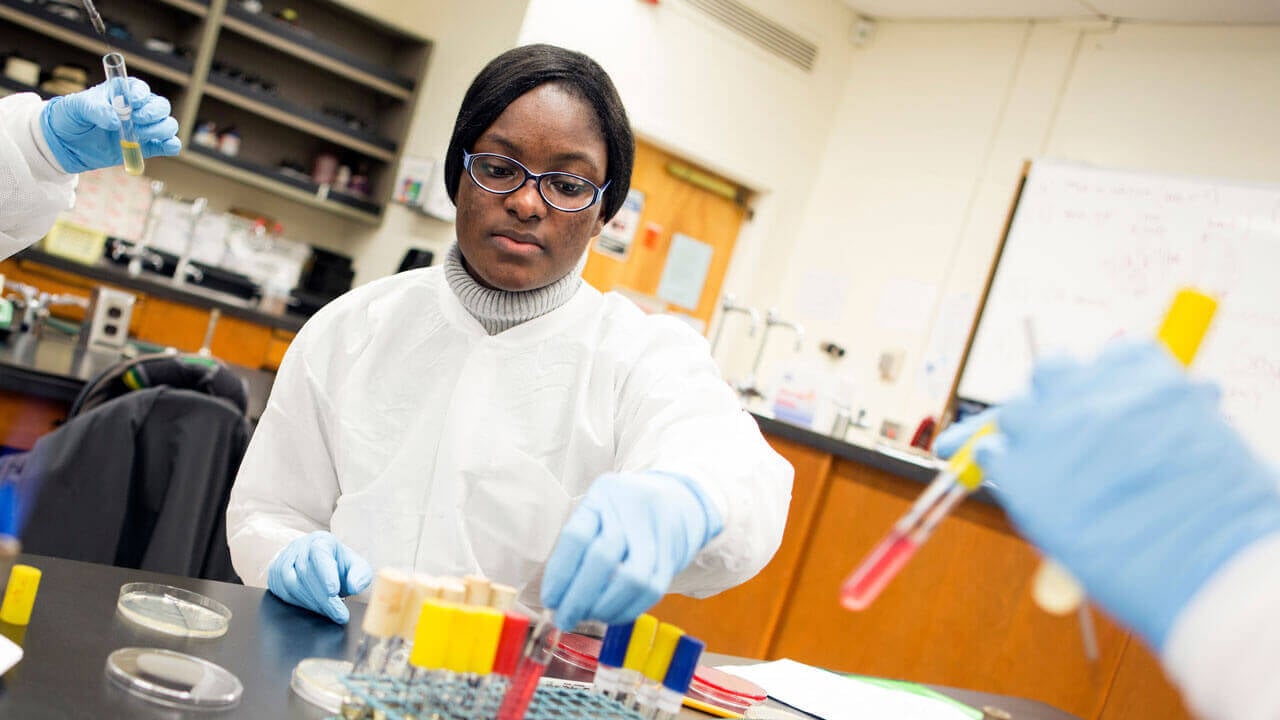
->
[129,180,167,277]
[710,293,760,355]
[4,280,89,337]
[736,308,805,400]
[172,197,208,288]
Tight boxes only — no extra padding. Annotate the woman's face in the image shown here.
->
[455,83,609,292]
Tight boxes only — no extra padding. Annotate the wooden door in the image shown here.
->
[582,139,749,331]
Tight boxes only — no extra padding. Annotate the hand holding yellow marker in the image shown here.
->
[840,289,1218,614]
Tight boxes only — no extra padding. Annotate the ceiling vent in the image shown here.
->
[681,0,818,71]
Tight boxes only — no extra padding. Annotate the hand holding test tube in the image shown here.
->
[37,54,180,176]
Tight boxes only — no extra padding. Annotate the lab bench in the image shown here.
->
[652,415,1194,720]
[0,554,1081,719]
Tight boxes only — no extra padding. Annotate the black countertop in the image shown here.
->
[0,555,1082,719]
[0,332,277,421]
[13,248,309,333]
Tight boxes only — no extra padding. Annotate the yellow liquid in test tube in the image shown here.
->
[120,140,144,176]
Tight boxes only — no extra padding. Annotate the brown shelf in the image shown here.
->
[156,0,209,17]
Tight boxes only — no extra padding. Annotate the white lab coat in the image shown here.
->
[1162,532,1280,720]
[227,266,794,609]
[0,93,76,257]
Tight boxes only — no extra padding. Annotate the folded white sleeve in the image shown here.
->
[1162,531,1280,720]
[0,93,76,258]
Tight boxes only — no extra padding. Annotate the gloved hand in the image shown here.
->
[39,78,181,174]
[267,531,374,624]
[940,341,1280,650]
[542,472,723,631]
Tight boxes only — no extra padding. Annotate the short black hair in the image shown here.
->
[444,44,634,223]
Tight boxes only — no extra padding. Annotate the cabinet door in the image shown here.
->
[262,329,295,371]
[649,434,832,658]
[769,459,1130,719]
[0,259,145,335]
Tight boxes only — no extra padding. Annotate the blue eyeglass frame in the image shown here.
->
[462,150,610,213]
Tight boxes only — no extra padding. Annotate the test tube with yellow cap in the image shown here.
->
[101,52,144,176]
[633,622,684,715]
[0,564,40,625]
[402,598,457,715]
[613,613,657,705]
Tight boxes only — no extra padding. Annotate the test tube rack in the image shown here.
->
[335,673,644,720]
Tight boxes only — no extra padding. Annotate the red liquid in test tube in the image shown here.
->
[840,531,921,611]
[496,656,548,720]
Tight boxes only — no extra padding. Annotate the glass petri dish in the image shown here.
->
[688,665,768,713]
[291,657,353,714]
[117,583,232,638]
[546,632,600,684]
[105,647,242,709]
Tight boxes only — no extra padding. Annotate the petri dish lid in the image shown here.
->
[554,633,601,671]
[291,657,353,714]
[105,647,242,710]
[117,583,232,638]
[692,665,769,702]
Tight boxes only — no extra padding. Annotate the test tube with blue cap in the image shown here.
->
[648,635,705,720]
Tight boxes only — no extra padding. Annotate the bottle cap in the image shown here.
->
[598,622,633,669]
[662,635,705,692]
[464,575,491,607]
[622,613,657,671]
[409,599,456,671]
[397,575,442,640]
[468,607,505,675]
[493,612,530,676]
[444,606,481,673]
[439,578,466,604]
[362,568,410,638]
[489,583,517,611]
[0,564,40,625]
[642,623,684,682]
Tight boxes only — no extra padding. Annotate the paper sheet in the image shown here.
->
[718,659,976,720]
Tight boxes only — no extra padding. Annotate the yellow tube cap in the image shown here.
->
[641,622,684,682]
[468,607,505,675]
[0,565,41,625]
[409,599,456,671]
[444,605,482,673]
[622,613,658,671]
[947,423,995,491]
[1158,288,1217,367]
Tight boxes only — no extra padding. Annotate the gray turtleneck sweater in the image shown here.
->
[443,243,582,335]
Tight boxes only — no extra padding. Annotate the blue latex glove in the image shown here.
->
[939,341,1280,650]
[267,531,374,624]
[39,78,181,174]
[542,472,723,631]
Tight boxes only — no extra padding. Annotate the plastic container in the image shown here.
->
[545,632,600,684]
[116,583,232,638]
[290,657,352,713]
[105,647,242,709]
[687,665,768,713]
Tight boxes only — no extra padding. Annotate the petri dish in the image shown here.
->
[117,583,232,638]
[688,665,768,713]
[105,647,242,709]
[546,632,600,684]
[291,657,353,713]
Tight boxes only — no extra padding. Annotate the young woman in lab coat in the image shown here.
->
[0,82,180,256]
[226,44,793,631]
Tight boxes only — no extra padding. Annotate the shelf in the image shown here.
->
[220,5,414,101]
[0,76,54,100]
[178,145,383,224]
[202,76,396,161]
[0,0,193,86]
[156,0,209,16]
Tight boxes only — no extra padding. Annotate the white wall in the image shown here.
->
[771,19,1280,437]
[517,0,859,381]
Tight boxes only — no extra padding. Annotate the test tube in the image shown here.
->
[496,609,561,720]
[384,574,442,679]
[492,612,531,678]
[650,635,705,720]
[489,583,518,612]
[614,613,658,705]
[633,623,684,715]
[464,575,492,607]
[403,599,457,716]
[463,607,505,718]
[101,52,144,176]
[341,569,409,719]
[591,622,634,696]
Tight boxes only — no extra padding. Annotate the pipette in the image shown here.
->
[840,288,1219,612]
[80,0,108,38]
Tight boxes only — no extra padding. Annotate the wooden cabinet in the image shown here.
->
[0,0,429,224]
[654,431,1194,720]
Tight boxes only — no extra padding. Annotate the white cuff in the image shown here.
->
[20,97,73,181]
[1162,531,1280,720]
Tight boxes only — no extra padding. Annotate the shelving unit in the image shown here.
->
[1,0,431,224]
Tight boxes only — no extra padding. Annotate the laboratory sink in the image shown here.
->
[104,239,263,303]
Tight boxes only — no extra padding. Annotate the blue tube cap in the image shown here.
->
[662,635,705,692]
[599,622,634,668]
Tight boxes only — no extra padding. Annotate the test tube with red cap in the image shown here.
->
[496,609,560,720]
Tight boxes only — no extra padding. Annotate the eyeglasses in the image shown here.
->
[462,150,609,213]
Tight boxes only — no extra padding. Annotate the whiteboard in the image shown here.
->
[957,160,1280,466]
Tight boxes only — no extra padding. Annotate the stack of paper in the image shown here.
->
[718,659,979,720]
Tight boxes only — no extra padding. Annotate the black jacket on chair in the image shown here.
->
[15,387,251,582]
